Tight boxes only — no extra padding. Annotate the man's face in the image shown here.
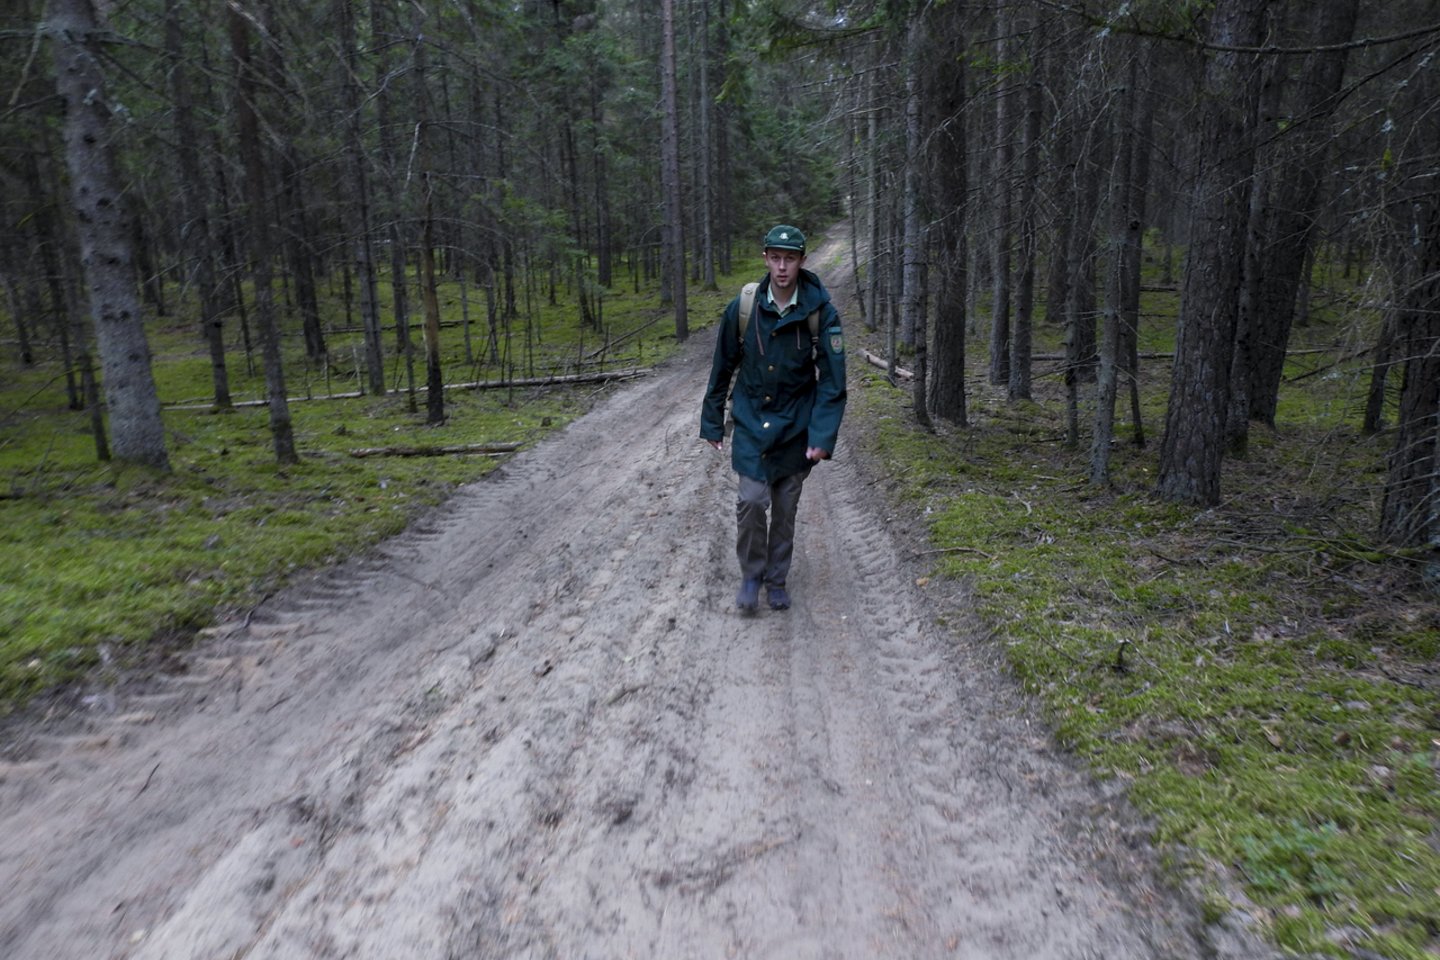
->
[763,248,805,294]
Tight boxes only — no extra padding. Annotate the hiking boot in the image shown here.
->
[766,584,791,611]
[736,578,761,615]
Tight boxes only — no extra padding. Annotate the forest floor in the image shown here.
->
[0,234,1276,959]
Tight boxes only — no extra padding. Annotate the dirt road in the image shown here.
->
[1,236,1247,959]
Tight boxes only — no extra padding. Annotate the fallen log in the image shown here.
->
[348,442,523,459]
[165,391,364,411]
[164,368,651,410]
[860,349,914,380]
[1030,352,1174,361]
[450,368,650,391]
[1027,346,1334,362]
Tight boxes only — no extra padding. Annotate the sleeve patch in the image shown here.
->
[828,328,844,355]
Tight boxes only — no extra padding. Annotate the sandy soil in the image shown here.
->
[0,234,1270,960]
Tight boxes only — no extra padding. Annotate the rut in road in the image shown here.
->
[1,238,1243,960]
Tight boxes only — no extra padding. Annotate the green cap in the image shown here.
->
[763,224,806,253]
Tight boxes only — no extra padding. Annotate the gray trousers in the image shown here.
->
[736,470,809,585]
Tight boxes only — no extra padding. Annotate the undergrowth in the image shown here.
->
[850,278,1440,959]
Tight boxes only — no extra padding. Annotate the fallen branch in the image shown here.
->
[163,368,651,410]
[166,392,364,410]
[1031,352,1175,361]
[452,368,650,391]
[348,442,523,459]
[1028,347,1334,363]
[585,314,665,359]
[860,349,914,380]
[1282,346,1372,383]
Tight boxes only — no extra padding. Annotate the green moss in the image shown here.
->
[848,257,1440,960]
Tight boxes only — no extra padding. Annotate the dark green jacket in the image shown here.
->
[700,269,847,483]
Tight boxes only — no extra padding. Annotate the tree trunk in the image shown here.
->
[420,176,446,425]
[847,90,867,327]
[659,0,688,341]
[24,149,80,409]
[132,213,165,318]
[1156,0,1270,506]
[1122,51,1155,449]
[230,0,297,465]
[1379,199,1440,551]
[282,157,326,364]
[1009,18,1041,402]
[923,3,967,425]
[865,68,881,333]
[1226,50,1283,457]
[0,244,36,365]
[902,15,932,431]
[987,2,1012,384]
[713,0,734,277]
[1093,47,1138,486]
[591,77,613,290]
[413,26,446,426]
[1247,0,1361,426]
[1062,90,1106,448]
[1363,306,1399,435]
[337,0,386,396]
[1045,100,1075,339]
[166,0,230,410]
[50,0,170,470]
[1065,100,1103,387]
[371,0,415,407]
[696,0,717,292]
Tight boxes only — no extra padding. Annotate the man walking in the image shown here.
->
[700,224,847,614]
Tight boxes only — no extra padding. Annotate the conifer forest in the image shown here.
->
[3,0,1437,539]
[2,2,1440,957]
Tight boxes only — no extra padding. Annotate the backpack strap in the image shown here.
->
[738,282,759,342]
[738,281,821,348]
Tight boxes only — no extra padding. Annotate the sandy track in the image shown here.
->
[0,236,1247,960]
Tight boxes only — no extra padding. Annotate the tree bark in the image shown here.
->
[50,0,170,470]
[371,0,416,406]
[1156,0,1270,506]
[337,0,386,396]
[1379,200,1440,550]
[922,1,967,425]
[166,0,230,410]
[23,149,81,409]
[696,0,717,292]
[0,242,36,365]
[1363,307,1399,435]
[865,67,882,333]
[1065,99,1103,388]
[1009,17,1042,402]
[230,0,297,465]
[1226,49,1283,457]
[1246,0,1361,427]
[659,0,688,341]
[902,15,931,431]
[1093,46,1139,486]
[1122,51,1156,449]
[987,2,1012,384]
[413,25,446,426]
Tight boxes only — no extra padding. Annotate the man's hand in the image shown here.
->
[705,438,723,451]
[806,447,830,462]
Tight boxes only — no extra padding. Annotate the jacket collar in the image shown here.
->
[759,269,828,326]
